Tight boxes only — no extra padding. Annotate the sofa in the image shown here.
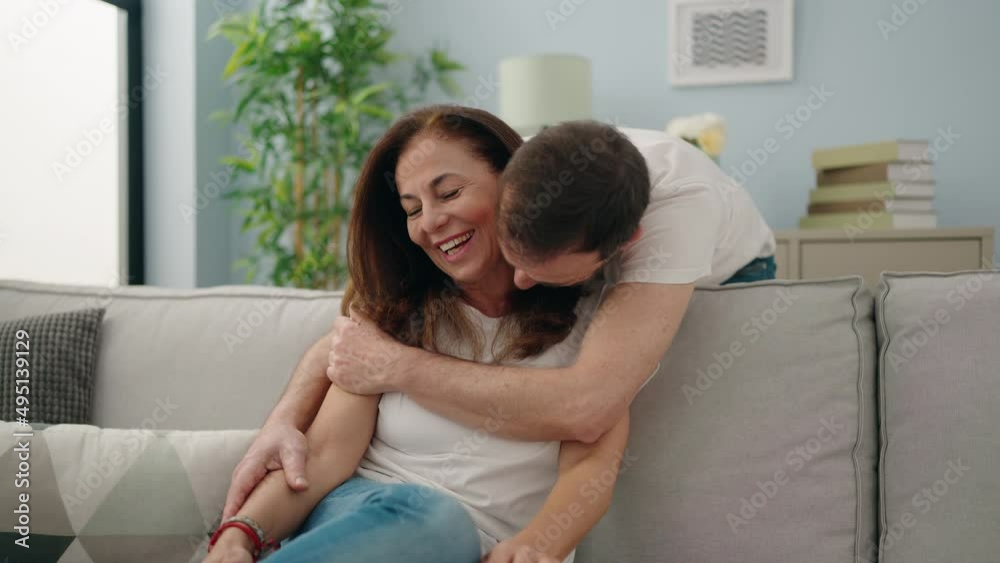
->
[1,271,997,563]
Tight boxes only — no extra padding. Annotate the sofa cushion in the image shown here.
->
[0,279,343,430]
[1,308,105,424]
[575,277,878,563]
[875,271,1000,563]
[0,421,256,562]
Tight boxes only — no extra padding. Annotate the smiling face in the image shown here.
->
[396,133,510,288]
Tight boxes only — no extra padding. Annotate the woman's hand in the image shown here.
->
[202,529,256,563]
[482,539,561,563]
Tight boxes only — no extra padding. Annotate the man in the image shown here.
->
[223,120,775,519]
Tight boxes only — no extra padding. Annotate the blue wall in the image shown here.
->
[389,0,999,263]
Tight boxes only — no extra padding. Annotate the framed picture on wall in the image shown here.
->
[668,0,794,87]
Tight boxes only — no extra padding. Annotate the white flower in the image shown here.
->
[665,113,726,139]
[665,113,727,157]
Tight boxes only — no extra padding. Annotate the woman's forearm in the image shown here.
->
[514,413,631,560]
[229,384,379,543]
[264,333,334,432]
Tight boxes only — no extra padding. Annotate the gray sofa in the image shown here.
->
[1,272,997,563]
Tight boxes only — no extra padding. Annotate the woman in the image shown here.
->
[204,105,630,563]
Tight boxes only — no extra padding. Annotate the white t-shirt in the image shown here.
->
[604,127,776,287]
[355,294,600,562]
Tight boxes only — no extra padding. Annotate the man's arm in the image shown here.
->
[331,282,693,443]
[488,412,630,561]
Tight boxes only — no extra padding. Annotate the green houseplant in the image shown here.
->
[210,0,462,288]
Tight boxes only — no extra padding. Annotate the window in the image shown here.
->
[0,0,144,286]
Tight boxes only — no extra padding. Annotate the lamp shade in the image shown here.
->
[498,54,592,137]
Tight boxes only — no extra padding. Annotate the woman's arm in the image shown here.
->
[212,384,380,554]
[223,331,336,520]
[487,412,631,562]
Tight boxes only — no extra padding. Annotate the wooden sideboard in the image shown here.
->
[774,227,996,287]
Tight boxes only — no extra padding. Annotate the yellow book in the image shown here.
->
[808,181,934,204]
[812,140,929,170]
[817,162,933,186]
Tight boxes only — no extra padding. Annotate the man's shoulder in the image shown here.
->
[616,126,681,151]
[618,128,735,203]
[616,126,712,183]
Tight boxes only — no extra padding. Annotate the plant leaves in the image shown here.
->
[350,82,390,105]
[213,0,463,288]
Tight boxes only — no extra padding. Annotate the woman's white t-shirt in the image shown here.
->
[606,127,776,287]
[355,295,600,562]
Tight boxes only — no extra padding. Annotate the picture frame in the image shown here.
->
[668,0,795,87]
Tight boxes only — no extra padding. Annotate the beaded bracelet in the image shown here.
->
[208,515,281,561]
[209,520,261,558]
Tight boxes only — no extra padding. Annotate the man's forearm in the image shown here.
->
[397,347,628,443]
[516,413,630,559]
[264,334,332,431]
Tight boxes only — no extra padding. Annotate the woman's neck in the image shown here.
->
[456,262,515,318]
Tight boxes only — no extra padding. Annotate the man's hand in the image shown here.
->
[222,423,309,520]
[483,539,560,563]
[327,307,408,395]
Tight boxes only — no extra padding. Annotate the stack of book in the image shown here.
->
[800,140,937,229]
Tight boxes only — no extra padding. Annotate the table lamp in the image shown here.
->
[498,54,592,137]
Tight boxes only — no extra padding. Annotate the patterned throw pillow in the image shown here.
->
[0,422,257,562]
[0,308,106,424]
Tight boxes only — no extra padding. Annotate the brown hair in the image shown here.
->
[343,105,583,362]
[499,120,651,260]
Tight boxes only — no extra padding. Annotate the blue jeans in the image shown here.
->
[263,476,481,563]
[721,255,777,285]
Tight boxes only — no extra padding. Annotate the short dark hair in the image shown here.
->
[499,121,650,260]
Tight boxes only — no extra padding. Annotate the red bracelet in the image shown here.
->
[209,521,263,560]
